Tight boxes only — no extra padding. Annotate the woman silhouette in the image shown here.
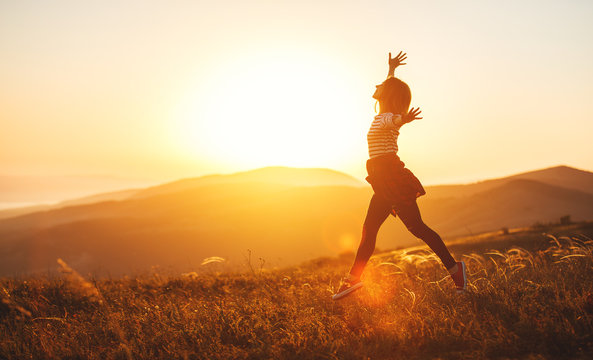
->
[332,51,467,300]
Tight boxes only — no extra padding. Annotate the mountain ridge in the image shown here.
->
[420,178,593,236]
[2,164,591,221]
[1,167,593,276]
[425,165,593,198]
[130,166,366,200]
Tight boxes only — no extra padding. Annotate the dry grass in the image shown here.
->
[2,229,593,359]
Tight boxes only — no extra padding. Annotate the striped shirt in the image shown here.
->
[367,112,405,159]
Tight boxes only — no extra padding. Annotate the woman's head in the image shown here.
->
[373,77,411,115]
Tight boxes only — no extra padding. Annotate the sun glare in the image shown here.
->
[174,51,364,170]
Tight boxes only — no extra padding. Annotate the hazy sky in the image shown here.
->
[1,0,592,185]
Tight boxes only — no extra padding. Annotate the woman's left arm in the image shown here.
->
[387,51,407,78]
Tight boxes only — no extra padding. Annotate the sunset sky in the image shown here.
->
[2,0,592,187]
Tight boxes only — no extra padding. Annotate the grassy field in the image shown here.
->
[2,223,593,359]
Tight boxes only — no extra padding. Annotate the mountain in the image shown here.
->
[130,166,366,199]
[0,189,140,220]
[425,165,593,199]
[0,174,154,204]
[0,167,365,220]
[0,204,54,220]
[0,182,373,276]
[1,165,592,276]
[420,179,593,236]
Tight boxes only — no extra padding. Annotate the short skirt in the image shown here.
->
[365,153,426,206]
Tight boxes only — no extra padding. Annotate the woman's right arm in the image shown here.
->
[378,108,421,129]
[403,107,423,124]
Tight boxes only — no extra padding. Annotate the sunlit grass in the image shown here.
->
[1,231,593,359]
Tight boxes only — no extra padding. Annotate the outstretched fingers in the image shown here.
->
[389,51,408,67]
[396,52,407,65]
[390,51,402,61]
[407,107,423,122]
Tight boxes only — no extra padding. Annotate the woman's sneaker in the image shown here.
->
[332,275,363,300]
[449,261,467,293]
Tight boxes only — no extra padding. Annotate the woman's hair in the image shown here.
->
[373,77,411,115]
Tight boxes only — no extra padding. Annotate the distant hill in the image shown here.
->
[0,167,364,219]
[421,179,593,236]
[0,189,139,220]
[0,203,55,220]
[130,166,366,199]
[1,165,592,276]
[426,165,593,198]
[0,182,373,276]
[0,174,153,204]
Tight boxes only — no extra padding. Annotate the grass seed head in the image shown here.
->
[57,258,102,304]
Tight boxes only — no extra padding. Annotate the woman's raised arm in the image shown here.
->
[387,51,407,78]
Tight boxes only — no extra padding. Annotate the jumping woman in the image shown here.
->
[332,51,467,300]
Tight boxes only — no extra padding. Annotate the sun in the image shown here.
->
[173,50,366,171]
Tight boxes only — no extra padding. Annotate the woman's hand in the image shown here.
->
[403,107,422,124]
[389,51,407,69]
[387,51,407,77]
